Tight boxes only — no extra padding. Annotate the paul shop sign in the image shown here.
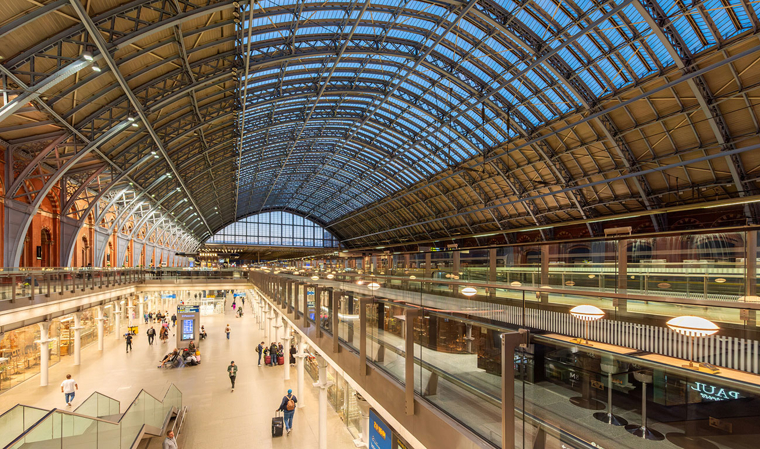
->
[689,382,742,401]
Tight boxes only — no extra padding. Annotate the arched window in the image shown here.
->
[207,211,340,248]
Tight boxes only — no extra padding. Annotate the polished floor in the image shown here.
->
[0,300,357,449]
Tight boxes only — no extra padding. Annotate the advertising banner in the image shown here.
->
[369,409,391,449]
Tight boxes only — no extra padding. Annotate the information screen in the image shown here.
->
[181,319,194,341]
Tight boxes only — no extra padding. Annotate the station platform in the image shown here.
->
[0,300,356,449]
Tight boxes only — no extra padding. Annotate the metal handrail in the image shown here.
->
[285,272,760,311]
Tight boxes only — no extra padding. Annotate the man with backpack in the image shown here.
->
[147,326,156,345]
[276,389,298,435]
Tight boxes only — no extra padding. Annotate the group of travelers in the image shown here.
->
[144,311,177,328]
[256,341,297,366]
[158,342,200,369]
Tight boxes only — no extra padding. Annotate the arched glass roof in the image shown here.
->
[1,0,759,250]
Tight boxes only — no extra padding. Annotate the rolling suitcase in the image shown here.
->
[265,355,271,365]
[278,356,284,365]
[272,411,284,437]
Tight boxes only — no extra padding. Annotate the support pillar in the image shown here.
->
[73,312,84,366]
[96,307,105,351]
[489,248,497,298]
[540,245,549,303]
[314,354,332,449]
[616,240,628,312]
[138,299,145,324]
[273,312,283,342]
[113,307,121,340]
[424,252,432,279]
[747,231,757,298]
[353,394,371,448]
[281,323,292,381]
[452,251,460,294]
[36,322,52,387]
[295,340,307,408]
[266,308,274,343]
[465,324,475,354]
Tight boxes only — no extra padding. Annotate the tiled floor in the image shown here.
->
[0,300,357,449]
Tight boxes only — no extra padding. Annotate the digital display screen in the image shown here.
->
[181,319,194,341]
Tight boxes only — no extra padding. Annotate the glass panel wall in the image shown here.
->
[206,211,340,248]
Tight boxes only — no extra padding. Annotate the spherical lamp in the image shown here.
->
[367,282,381,291]
[409,275,416,280]
[569,305,605,346]
[311,275,319,281]
[667,316,719,371]
[326,274,334,280]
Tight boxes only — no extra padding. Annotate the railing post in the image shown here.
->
[45,273,50,297]
[59,273,64,295]
[11,275,17,302]
[404,308,419,416]
[502,329,529,449]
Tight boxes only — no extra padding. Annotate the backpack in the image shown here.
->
[286,395,295,411]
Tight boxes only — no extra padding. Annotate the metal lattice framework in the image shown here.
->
[2,0,760,257]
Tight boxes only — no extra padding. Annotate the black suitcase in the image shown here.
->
[272,411,284,437]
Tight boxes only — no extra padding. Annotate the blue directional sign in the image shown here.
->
[233,292,245,297]
[161,294,176,299]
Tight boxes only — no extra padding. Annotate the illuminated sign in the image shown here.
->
[369,409,391,449]
[181,319,194,341]
[177,305,200,313]
[689,382,742,401]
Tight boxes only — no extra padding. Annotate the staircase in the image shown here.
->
[0,384,186,449]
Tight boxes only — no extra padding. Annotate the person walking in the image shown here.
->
[147,326,156,345]
[61,374,78,407]
[276,389,298,435]
[256,341,264,366]
[144,313,149,324]
[125,332,133,353]
[162,430,178,449]
[149,311,154,323]
[227,361,238,391]
[171,314,177,328]
[225,324,231,340]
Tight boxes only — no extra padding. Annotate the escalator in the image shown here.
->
[0,384,186,449]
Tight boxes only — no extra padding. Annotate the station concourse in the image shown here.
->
[3,0,760,448]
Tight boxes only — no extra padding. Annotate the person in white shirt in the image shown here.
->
[163,430,178,449]
[61,374,78,407]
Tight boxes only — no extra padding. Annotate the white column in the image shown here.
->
[266,308,274,342]
[273,312,283,342]
[113,307,122,340]
[465,324,475,354]
[127,295,135,328]
[295,340,307,409]
[36,322,52,387]
[313,354,332,449]
[139,299,145,323]
[96,307,105,351]
[72,312,84,366]
[353,394,371,448]
[281,323,292,381]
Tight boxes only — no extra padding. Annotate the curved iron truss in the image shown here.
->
[1,0,759,257]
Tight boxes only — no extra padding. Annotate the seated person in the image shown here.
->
[188,341,196,353]
[158,349,179,368]
[184,353,199,366]
[200,326,207,339]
